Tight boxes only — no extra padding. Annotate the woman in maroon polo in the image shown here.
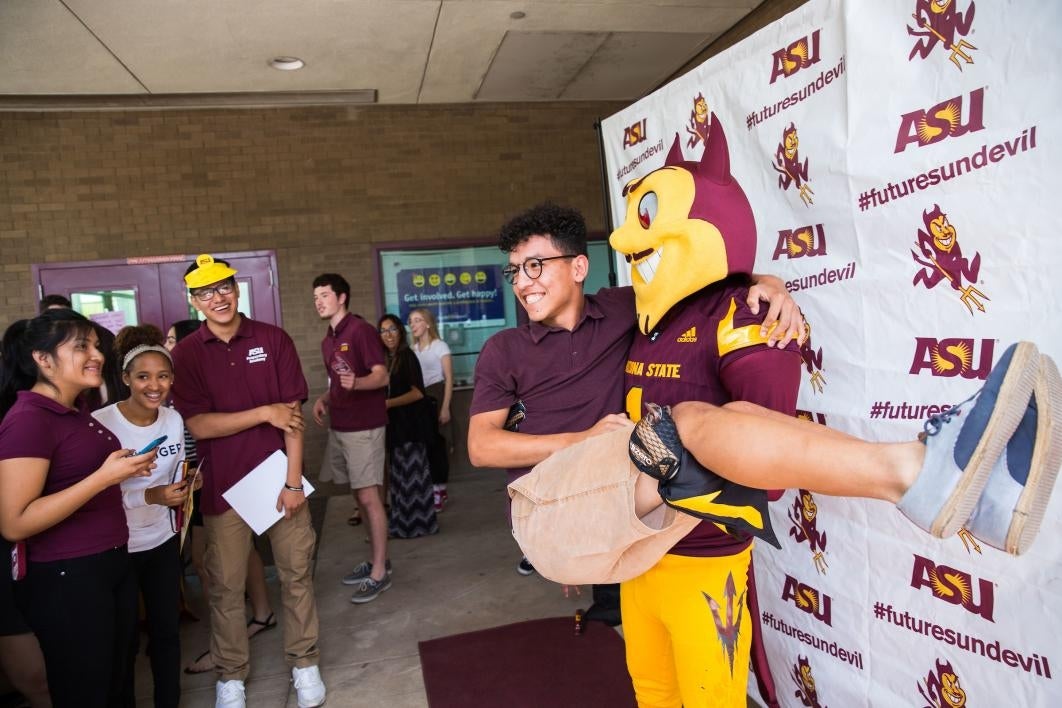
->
[0,309,158,708]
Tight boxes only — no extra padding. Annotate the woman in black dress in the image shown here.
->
[378,315,438,539]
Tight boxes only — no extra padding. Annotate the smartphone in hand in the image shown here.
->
[130,435,167,456]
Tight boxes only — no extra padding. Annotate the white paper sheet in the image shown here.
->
[221,450,315,535]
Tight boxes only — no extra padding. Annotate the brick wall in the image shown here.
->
[0,101,621,470]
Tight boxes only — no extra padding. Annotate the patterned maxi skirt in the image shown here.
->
[388,441,439,539]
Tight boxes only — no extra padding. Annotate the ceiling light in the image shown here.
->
[510,11,526,19]
[270,56,305,71]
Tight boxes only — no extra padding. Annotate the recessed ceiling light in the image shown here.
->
[510,11,526,20]
[270,56,305,71]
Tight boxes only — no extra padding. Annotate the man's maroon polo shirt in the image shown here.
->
[471,286,637,482]
[171,317,308,515]
[320,313,387,432]
[0,391,126,562]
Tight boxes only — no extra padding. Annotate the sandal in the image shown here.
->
[347,510,362,526]
[247,611,277,639]
[183,649,214,675]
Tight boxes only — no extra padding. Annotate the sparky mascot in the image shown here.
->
[610,113,802,708]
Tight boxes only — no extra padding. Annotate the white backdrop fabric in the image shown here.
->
[600,0,1061,705]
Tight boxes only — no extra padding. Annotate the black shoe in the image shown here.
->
[517,557,535,576]
[630,403,781,548]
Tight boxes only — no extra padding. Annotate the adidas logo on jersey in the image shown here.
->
[677,326,697,343]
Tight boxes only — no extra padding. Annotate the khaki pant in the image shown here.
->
[508,427,699,585]
[204,505,320,680]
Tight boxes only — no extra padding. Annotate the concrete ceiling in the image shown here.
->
[0,0,759,105]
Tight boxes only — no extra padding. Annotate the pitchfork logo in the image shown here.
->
[772,122,814,207]
[909,338,994,380]
[918,657,967,708]
[703,572,745,677]
[791,656,828,708]
[911,204,988,315]
[685,93,710,149]
[907,0,977,72]
[769,29,822,84]
[788,490,828,574]
[910,554,995,622]
[894,87,985,153]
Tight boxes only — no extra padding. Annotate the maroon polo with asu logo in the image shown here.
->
[320,313,387,432]
[471,286,637,484]
[624,278,801,556]
[0,391,126,562]
[171,317,308,515]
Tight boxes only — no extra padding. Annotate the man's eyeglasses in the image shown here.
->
[502,255,576,285]
[191,281,235,302]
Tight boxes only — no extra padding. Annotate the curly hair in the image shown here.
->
[497,203,587,256]
[114,324,167,371]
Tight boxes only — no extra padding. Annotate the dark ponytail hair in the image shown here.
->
[170,319,200,344]
[0,308,95,420]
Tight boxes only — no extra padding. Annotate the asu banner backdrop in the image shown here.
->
[600,1,1061,705]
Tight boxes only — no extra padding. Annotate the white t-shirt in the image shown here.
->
[92,404,185,553]
[414,338,451,388]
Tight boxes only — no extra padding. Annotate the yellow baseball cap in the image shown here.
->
[185,254,238,289]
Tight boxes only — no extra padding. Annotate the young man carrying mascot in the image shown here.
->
[474,114,1062,708]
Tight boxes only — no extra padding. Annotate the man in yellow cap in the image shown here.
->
[171,255,326,708]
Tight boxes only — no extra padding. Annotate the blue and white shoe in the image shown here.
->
[965,353,1062,555]
[898,342,1039,539]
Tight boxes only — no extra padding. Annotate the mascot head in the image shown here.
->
[610,113,756,334]
[922,204,956,253]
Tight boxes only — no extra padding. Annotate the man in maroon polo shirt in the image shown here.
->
[311,273,392,604]
[468,204,800,628]
[171,255,325,708]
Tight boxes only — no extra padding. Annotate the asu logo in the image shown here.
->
[907,0,977,72]
[918,657,967,708]
[910,554,995,622]
[796,409,828,426]
[773,225,827,260]
[894,87,985,153]
[685,93,710,149]
[909,338,994,380]
[772,123,814,207]
[791,656,828,708]
[911,205,988,315]
[770,29,822,84]
[781,575,832,625]
[800,326,827,394]
[788,490,828,573]
[623,118,648,149]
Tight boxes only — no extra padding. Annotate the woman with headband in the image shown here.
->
[93,324,190,708]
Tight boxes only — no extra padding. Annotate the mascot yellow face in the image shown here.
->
[610,113,756,334]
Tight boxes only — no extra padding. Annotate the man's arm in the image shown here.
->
[185,402,303,441]
[276,410,306,518]
[747,273,805,347]
[468,409,630,469]
[342,363,388,391]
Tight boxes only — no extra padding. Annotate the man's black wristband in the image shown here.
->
[284,484,304,492]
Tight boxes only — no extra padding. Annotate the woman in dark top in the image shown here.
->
[378,314,438,538]
[0,309,158,707]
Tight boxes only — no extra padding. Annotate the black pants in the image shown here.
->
[129,535,182,708]
[16,546,137,708]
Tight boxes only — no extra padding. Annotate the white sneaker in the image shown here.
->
[215,679,246,708]
[292,665,327,707]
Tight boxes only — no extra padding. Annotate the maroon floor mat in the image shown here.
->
[418,616,634,707]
